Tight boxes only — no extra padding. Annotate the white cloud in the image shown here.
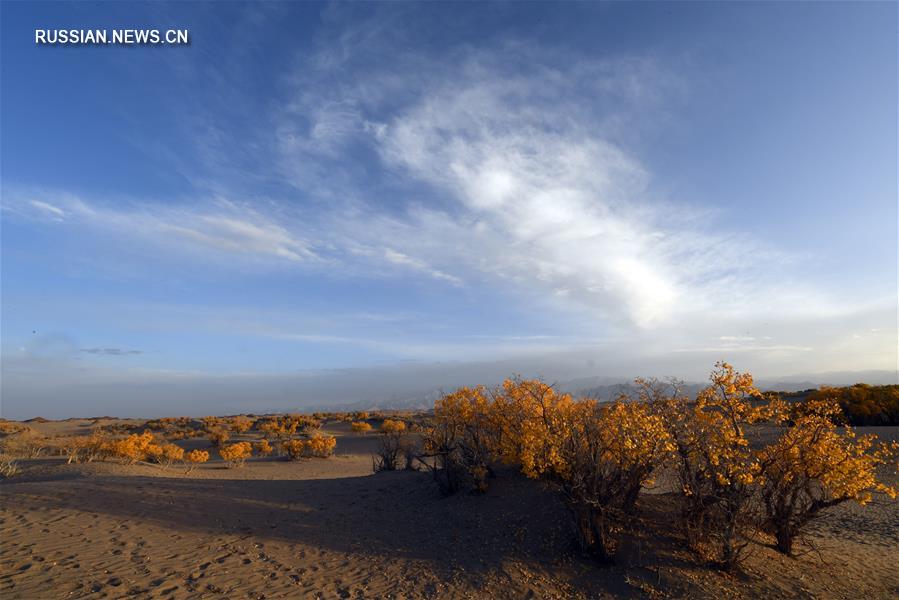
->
[9,192,316,265]
[30,199,66,220]
[383,248,463,285]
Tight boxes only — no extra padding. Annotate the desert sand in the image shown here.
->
[1,419,897,599]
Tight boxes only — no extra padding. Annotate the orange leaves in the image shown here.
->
[106,431,158,465]
[760,393,898,507]
[380,419,407,436]
[207,429,230,447]
[184,449,209,473]
[219,441,253,467]
[253,439,273,456]
[257,415,321,441]
[304,433,337,458]
[282,433,337,460]
[185,449,209,463]
[351,421,372,434]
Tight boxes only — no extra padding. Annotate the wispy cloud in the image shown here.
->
[383,249,463,286]
[272,36,812,329]
[81,347,143,356]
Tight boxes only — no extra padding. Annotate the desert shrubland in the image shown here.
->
[415,362,898,569]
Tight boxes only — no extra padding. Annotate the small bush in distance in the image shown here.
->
[207,429,230,447]
[351,421,372,434]
[155,443,184,468]
[219,441,253,468]
[374,419,407,471]
[282,434,337,460]
[253,439,273,456]
[0,455,20,479]
[184,449,209,473]
[305,433,337,457]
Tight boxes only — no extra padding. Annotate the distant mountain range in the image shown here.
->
[308,370,897,413]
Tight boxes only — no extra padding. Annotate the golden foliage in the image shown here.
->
[184,449,209,473]
[351,421,372,434]
[219,441,253,467]
[256,415,321,441]
[656,362,768,568]
[229,416,254,433]
[305,433,337,458]
[253,439,273,456]
[380,419,406,435]
[106,431,159,465]
[758,393,899,554]
[282,434,337,460]
[207,429,230,447]
[422,386,494,493]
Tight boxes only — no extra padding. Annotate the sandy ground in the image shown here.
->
[1,420,897,599]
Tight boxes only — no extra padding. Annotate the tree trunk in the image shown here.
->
[775,527,794,556]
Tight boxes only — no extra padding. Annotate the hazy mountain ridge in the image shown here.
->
[308,370,898,413]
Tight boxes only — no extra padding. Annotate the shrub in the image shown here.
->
[422,386,494,494]
[282,439,306,460]
[0,455,20,479]
[106,431,158,465]
[156,443,185,468]
[0,432,49,459]
[554,399,673,562]
[380,419,406,435]
[57,436,90,464]
[253,439,273,456]
[374,419,407,471]
[657,362,780,570]
[184,449,209,473]
[0,420,28,435]
[351,421,372,434]
[207,429,230,447]
[256,415,319,443]
[758,394,899,555]
[282,434,337,460]
[219,442,253,468]
[305,433,337,458]
[229,416,253,433]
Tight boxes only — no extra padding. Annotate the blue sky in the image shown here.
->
[2,2,896,418]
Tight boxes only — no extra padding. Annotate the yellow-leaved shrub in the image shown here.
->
[351,421,372,434]
[219,441,252,468]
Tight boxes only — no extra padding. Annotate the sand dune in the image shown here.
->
[1,420,897,599]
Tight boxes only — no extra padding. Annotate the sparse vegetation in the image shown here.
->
[3,369,894,580]
[411,363,898,569]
